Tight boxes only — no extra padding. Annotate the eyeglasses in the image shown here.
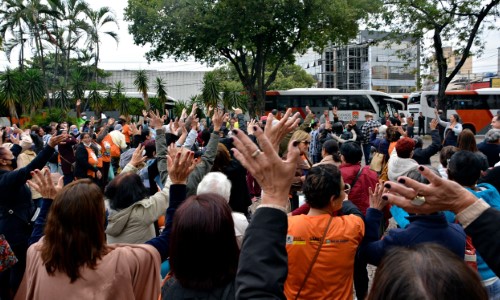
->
[301,141,311,145]
[344,183,351,194]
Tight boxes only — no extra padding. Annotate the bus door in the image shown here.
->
[381,98,405,119]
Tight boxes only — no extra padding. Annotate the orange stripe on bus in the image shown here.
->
[456,110,493,132]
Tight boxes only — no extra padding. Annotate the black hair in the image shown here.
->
[340,142,362,164]
[322,139,341,162]
[104,173,150,210]
[447,151,482,187]
[303,164,342,209]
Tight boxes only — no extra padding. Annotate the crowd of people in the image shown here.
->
[0,100,499,300]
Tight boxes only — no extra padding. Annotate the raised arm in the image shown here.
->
[232,123,300,299]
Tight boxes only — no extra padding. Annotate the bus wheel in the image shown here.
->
[462,124,476,134]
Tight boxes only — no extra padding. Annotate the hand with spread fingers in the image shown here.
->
[48,134,69,148]
[129,144,148,167]
[149,110,164,130]
[211,108,224,132]
[382,165,478,215]
[167,149,196,184]
[28,168,64,200]
[369,183,387,211]
[231,126,300,208]
[264,108,300,153]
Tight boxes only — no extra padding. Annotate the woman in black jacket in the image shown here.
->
[0,132,66,299]
[74,133,102,181]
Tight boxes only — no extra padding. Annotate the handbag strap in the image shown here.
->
[294,215,334,300]
[350,166,364,190]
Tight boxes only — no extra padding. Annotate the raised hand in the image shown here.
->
[305,106,311,115]
[48,134,68,148]
[382,165,478,215]
[107,117,115,126]
[130,123,141,136]
[149,110,164,130]
[234,107,242,115]
[247,119,257,135]
[325,119,332,130]
[264,108,300,152]
[430,119,438,130]
[28,167,64,200]
[129,144,148,167]
[369,183,387,211]
[231,126,300,208]
[211,108,224,131]
[76,99,81,106]
[167,149,196,184]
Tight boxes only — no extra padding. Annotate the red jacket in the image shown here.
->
[340,164,378,215]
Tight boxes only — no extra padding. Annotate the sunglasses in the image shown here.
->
[301,141,311,145]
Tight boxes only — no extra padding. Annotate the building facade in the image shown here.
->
[297,31,418,93]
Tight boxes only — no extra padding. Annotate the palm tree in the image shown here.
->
[155,77,168,103]
[114,81,130,117]
[134,70,150,110]
[87,81,104,118]
[21,68,45,117]
[0,0,30,71]
[85,6,119,82]
[54,77,71,112]
[222,82,246,111]
[201,72,221,109]
[61,0,90,82]
[70,69,85,101]
[0,68,21,121]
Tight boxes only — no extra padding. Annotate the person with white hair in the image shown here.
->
[197,172,249,248]
[477,128,500,167]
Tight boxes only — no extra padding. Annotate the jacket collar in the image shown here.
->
[405,213,448,227]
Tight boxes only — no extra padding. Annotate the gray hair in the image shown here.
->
[485,129,500,143]
[197,172,232,202]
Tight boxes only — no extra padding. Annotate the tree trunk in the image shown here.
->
[65,31,72,83]
[94,42,99,83]
[143,92,151,111]
[433,30,449,116]
[8,102,19,122]
[33,23,52,109]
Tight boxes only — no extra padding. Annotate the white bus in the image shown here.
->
[407,88,500,134]
[264,88,405,122]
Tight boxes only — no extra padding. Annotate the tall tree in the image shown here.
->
[0,68,21,121]
[113,81,130,117]
[133,70,150,110]
[125,0,379,115]
[61,0,90,83]
[370,0,500,112]
[85,6,119,82]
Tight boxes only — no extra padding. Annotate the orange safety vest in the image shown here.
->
[85,146,99,178]
[101,134,120,162]
[122,124,131,144]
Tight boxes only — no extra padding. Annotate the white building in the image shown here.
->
[102,70,206,101]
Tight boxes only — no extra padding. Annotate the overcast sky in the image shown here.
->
[1,1,499,74]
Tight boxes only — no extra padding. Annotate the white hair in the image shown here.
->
[197,172,232,202]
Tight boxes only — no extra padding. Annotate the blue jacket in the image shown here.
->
[359,208,466,266]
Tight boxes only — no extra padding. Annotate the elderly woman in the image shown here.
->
[477,129,500,167]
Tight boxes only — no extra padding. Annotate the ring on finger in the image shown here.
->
[251,149,262,158]
[411,194,426,206]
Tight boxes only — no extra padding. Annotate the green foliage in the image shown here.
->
[128,98,146,116]
[0,68,21,119]
[54,77,71,112]
[28,108,76,127]
[134,69,150,110]
[125,0,379,115]
[155,77,168,102]
[201,72,221,109]
[22,69,46,117]
[87,82,104,115]
[173,100,190,118]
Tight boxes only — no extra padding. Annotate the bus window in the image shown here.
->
[348,95,375,112]
[427,95,436,108]
[408,95,420,104]
[487,95,500,109]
